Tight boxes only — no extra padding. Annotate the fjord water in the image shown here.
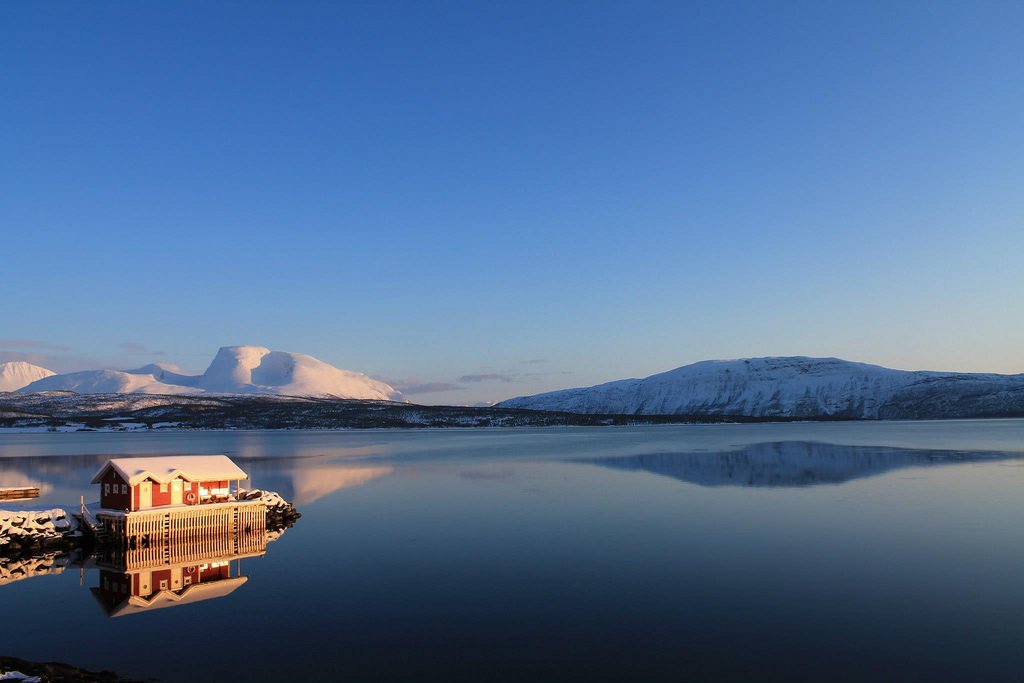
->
[1,422,1023,682]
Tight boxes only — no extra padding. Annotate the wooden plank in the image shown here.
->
[0,486,40,500]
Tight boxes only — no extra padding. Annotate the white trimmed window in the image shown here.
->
[159,483,168,493]
[104,483,110,494]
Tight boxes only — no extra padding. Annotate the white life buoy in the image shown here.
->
[186,491,196,503]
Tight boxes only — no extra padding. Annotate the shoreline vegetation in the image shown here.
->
[0,392,888,431]
[3,392,1024,431]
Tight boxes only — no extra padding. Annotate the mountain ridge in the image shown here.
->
[497,356,1024,419]
[18,346,401,400]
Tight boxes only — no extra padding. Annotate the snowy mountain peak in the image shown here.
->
[0,362,56,392]
[19,347,401,400]
[203,346,272,388]
[498,356,1024,418]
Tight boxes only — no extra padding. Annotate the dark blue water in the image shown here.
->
[1,422,1023,682]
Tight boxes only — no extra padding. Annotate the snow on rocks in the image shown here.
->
[236,489,301,527]
[0,509,79,552]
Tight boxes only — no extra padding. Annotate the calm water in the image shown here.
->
[2,421,1023,682]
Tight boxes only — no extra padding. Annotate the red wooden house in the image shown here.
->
[90,455,249,512]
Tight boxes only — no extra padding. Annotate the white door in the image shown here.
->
[171,479,183,505]
[139,481,152,509]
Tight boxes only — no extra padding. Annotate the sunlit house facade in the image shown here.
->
[91,455,248,512]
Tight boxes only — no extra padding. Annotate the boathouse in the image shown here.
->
[90,455,248,512]
[85,455,267,545]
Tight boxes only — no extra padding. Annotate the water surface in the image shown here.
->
[1,422,1022,682]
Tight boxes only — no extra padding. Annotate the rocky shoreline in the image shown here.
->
[0,494,300,558]
[0,656,156,683]
[0,509,84,557]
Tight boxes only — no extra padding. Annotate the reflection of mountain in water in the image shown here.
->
[284,466,392,504]
[236,458,392,505]
[582,441,1024,488]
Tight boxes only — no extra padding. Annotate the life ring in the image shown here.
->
[186,491,196,503]
[185,566,195,574]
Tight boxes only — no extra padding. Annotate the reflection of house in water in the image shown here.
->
[91,549,260,618]
[3,522,282,617]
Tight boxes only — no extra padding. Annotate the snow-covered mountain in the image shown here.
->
[498,356,1024,419]
[19,346,402,400]
[0,362,56,392]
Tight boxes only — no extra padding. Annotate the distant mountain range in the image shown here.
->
[4,346,400,400]
[7,353,1024,421]
[498,356,1024,419]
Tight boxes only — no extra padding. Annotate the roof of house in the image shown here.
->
[90,455,248,486]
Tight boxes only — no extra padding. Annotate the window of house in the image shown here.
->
[104,483,110,494]
[160,483,168,493]
[160,579,168,590]
[122,484,128,494]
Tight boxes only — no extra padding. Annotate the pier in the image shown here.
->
[94,500,268,569]
[0,486,40,501]
[3,456,299,561]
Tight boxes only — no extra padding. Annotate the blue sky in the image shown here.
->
[3,1,1023,404]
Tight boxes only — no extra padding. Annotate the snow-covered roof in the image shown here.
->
[90,455,248,486]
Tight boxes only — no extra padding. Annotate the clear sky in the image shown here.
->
[3,1,1023,405]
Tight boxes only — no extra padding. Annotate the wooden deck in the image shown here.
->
[0,486,40,501]
[96,501,268,570]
